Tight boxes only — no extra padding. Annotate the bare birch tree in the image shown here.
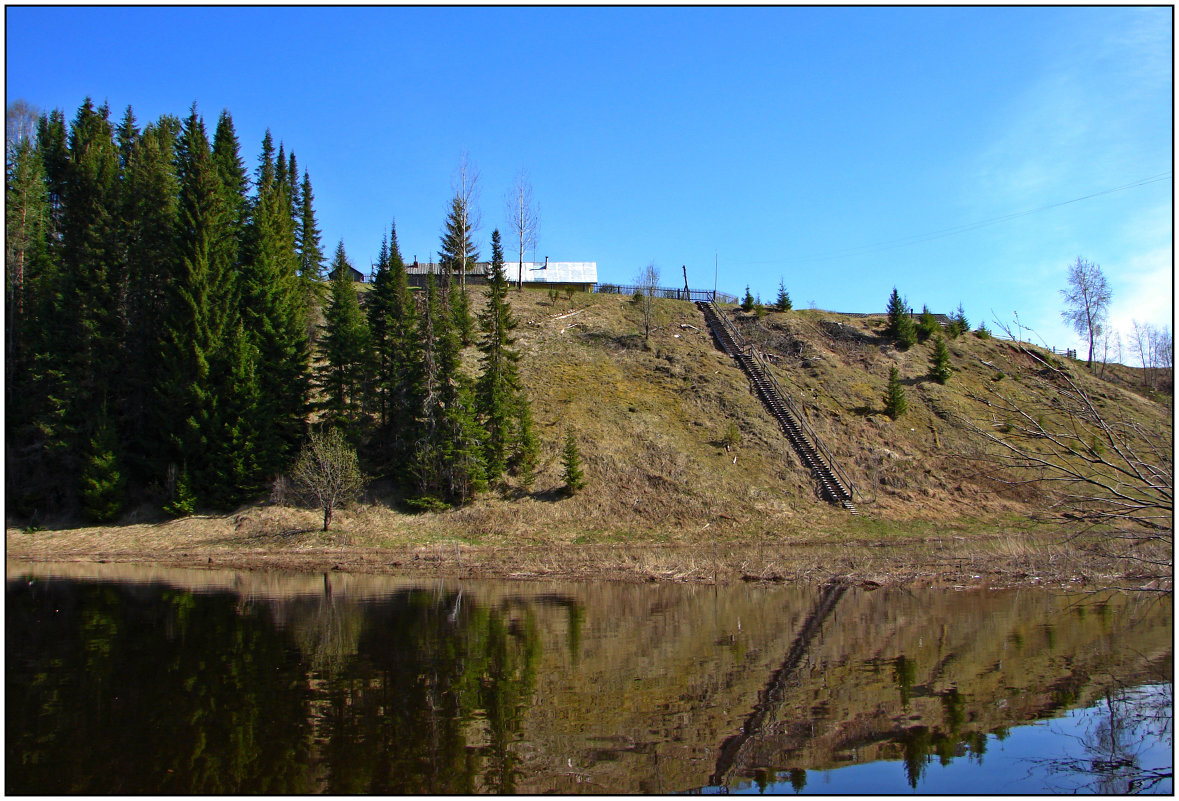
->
[292,427,366,532]
[507,169,539,292]
[1129,320,1154,388]
[1060,257,1112,370]
[636,262,660,346]
[6,99,39,160]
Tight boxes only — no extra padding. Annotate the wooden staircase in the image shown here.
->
[697,300,859,514]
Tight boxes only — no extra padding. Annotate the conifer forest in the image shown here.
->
[6,99,536,522]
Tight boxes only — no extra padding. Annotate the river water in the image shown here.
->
[6,560,1172,794]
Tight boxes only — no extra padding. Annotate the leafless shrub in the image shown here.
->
[291,427,367,532]
[963,321,1172,589]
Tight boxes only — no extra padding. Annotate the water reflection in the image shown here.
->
[5,561,1172,794]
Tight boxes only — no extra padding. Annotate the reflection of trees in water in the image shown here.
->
[6,579,546,795]
[313,589,542,793]
[1033,681,1172,794]
[7,581,314,794]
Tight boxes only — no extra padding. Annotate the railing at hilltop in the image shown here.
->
[592,284,739,305]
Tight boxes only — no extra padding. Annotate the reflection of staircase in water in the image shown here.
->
[708,580,848,788]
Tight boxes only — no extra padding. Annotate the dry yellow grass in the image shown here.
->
[7,288,1171,589]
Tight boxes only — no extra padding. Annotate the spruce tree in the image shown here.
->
[79,411,125,522]
[775,278,792,311]
[916,305,939,342]
[156,107,254,507]
[476,230,523,481]
[366,221,420,475]
[6,135,63,513]
[119,118,181,481]
[885,287,907,336]
[929,334,953,384]
[58,98,124,505]
[561,428,586,494]
[742,285,755,312]
[242,132,310,479]
[296,170,324,280]
[211,110,249,265]
[114,105,138,172]
[512,401,540,490]
[319,240,371,428]
[884,366,908,419]
[439,192,478,283]
[886,288,917,349]
[450,277,474,347]
[947,303,969,339]
[36,108,69,236]
[412,274,485,504]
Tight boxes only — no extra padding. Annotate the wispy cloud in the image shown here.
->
[1107,246,1175,337]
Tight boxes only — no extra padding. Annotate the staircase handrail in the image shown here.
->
[748,348,860,504]
[706,301,860,504]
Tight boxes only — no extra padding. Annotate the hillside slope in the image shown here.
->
[9,286,1171,578]
[481,288,1170,540]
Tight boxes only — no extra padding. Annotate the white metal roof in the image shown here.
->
[516,261,597,283]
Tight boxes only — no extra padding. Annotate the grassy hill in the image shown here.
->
[450,288,1171,539]
[8,285,1171,586]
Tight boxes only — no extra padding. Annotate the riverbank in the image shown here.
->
[6,505,1168,590]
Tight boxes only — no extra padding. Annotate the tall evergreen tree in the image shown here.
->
[287,151,300,233]
[476,230,524,481]
[156,107,252,506]
[119,118,181,480]
[114,105,138,172]
[318,240,371,428]
[413,274,485,503]
[6,130,64,513]
[79,409,125,522]
[6,136,52,377]
[57,98,124,505]
[367,221,419,474]
[449,275,474,347]
[211,110,249,265]
[512,401,540,490]
[296,170,324,280]
[241,132,310,479]
[36,108,69,237]
[439,193,478,282]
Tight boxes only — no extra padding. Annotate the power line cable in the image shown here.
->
[735,171,1172,268]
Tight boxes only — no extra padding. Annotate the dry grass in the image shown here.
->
[8,289,1171,590]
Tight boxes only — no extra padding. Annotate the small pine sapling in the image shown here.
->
[929,335,953,384]
[917,306,939,341]
[80,419,125,523]
[895,312,918,350]
[775,279,792,312]
[561,428,586,494]
[742,285,755,312]
[948,303,969,338]
[884,366,908,419]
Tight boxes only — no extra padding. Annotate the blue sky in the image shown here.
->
[6,6,1172,355]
